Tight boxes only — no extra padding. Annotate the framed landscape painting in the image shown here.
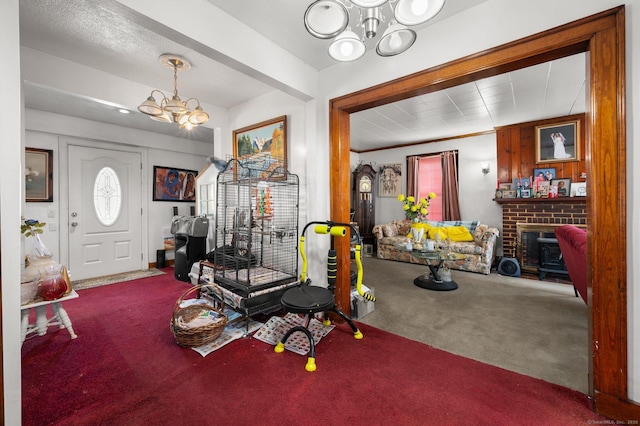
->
[153,166,198,202]
[25,147,53,202]
[233,115,287,169]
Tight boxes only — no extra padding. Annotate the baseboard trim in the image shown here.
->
[595,391,640,422]
[149,259,175,269]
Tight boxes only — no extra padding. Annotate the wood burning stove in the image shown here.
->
[537,237,569,280]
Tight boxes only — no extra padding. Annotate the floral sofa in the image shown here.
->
[372,220,499,275]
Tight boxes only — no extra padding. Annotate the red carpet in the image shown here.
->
[22,270,605,425]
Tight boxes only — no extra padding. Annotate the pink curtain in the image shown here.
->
[441,151,461,220]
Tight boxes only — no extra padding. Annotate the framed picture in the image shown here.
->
[499,183,513,191]
[152,166,198,202]
[533,167,556,184]
[521,189,531,198]
[551,178,571,197]
[536,181,550,198]
[535,120,580,163]
[233,115,287,171]
[378,163,402,197]
[25,147,53,202]
[571,182,587,197]
[512,177,531,191]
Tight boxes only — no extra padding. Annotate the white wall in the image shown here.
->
[24,110,215,269]
[226,91,334,282]
[317,0,639,401]
[1,1,23,422]
[356,133,503,254]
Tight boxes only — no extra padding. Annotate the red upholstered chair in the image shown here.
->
[555,225,587,304]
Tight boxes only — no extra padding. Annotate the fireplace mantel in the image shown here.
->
[495,197,586,205]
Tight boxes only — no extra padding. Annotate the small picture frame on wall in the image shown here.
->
[535,120,580,163]
[25,147,53,202]
[153,166,198,202]
[378,163,402,197]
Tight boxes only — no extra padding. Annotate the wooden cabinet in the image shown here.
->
[352,164,376,247]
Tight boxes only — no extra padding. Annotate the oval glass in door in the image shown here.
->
[93,166,122,226]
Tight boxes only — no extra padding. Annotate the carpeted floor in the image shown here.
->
[358,257,589,394]
[21,271,604,425]
[71,268,166,290]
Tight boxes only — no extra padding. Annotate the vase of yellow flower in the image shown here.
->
[397,192,436,222]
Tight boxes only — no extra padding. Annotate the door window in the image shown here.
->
[93,167,122,226]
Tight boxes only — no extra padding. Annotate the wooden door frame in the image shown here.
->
[330,6,639,420]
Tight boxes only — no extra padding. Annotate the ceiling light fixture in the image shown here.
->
[304,0,445,62]
[138,54,209,129]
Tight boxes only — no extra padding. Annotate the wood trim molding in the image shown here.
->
[330,6,635,421]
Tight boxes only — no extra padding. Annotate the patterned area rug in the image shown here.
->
[72,269,166,290]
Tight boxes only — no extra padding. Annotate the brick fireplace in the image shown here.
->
[496,199,586,274]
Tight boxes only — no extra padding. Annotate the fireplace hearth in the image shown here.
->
[516,223,582,277]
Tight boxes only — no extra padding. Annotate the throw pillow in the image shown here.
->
[427,227,448,241]
[426,220,480,232]
[381,224,397,238]
[446,226,474,242]
[472,224,488,244]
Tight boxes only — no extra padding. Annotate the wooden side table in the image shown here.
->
[21,290,79,345]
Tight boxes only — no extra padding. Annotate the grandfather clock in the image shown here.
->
[352,164,376,248]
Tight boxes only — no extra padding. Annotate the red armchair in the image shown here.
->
[555,225,587,304]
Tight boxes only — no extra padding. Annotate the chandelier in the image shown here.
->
[304,0,445,62]
[137,54,209,129]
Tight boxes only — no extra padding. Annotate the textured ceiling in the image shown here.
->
[18,0,585,151]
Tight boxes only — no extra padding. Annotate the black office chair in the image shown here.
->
[274,221,375,372]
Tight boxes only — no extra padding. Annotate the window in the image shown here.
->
[418,155,442,220]
[93,167,122,226]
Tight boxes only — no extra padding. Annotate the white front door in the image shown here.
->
[68,145,143,280]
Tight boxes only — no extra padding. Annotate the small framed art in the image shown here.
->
[25,147,53,202]
[378,163,402,197]
[535,120,580,163]
[551,178,571,197]
[571,182,587,197]
[153,166,198,202]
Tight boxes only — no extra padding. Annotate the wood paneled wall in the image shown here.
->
[496,113,586,184]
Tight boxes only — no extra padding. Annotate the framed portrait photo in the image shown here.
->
[153,166,198,202]
[233,115,287,169]
[535,120,580,163]
[533,167,556,183]
[551,178,572,197]
[25,147,53,202]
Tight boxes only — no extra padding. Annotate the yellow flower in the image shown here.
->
[398,192,434,221]
[429,192,437,199]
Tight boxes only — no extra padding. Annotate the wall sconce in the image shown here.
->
[481,163,490,175]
